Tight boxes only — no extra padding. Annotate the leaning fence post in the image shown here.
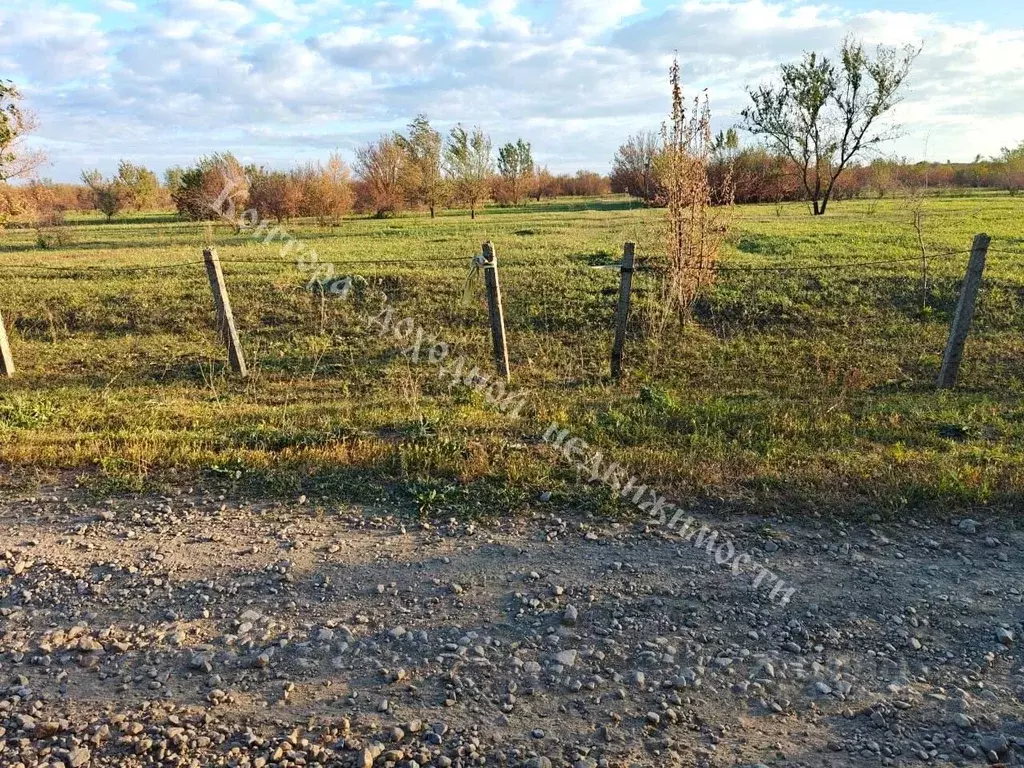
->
[203,248,248,377]
[611,242,636,380]
[481,241,510,382]
[937,234,990,389]
[0,308,14,378]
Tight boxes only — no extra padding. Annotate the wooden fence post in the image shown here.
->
[203,248,248,377]
[0,308,14,378]
[610,242,636,380]
[937,233,990,389]
[481,241,510,382]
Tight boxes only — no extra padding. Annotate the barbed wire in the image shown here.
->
[0,255,477,274]
[0,260,206,273]
[0,243,1008,277]
[633,248,971,275]
[219,255,474,266]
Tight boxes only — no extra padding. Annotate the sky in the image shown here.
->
[1,0,1022,182]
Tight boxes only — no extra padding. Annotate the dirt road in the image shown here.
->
[1,484,1021,767]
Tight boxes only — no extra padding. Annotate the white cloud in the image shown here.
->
[4,0,1023,180]
[413,0,483,31]
[101,0,139,11]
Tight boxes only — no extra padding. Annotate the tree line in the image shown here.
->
[0,114,613,228]
[612,133,1024,207]
[162,116,611,225]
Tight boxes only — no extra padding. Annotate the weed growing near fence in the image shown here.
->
[658,58,733,321]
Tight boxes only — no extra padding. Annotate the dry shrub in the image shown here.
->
[35,200,73,249]
[555,171,611,197]
[298,153,354,225]
[658,58,732,320]
[532,167,559,200]
[248,168,302,223]
[36,221,74,248]
[355,136,409,218]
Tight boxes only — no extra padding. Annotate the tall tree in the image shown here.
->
[741,37,918,215]
[116,160,159,211]
[712,128,740,159]
[445,125,493,220]
[0,80,45,182]
[497,139,534,205]
[397,114,448,218]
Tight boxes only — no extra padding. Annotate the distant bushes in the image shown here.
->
[247,154,354,225]
[615,138,1024,207]
[493,169,610,205]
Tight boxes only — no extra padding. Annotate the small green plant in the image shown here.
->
[0,394,57,429]
[410,482,452,517]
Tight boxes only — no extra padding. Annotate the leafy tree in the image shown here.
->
[169,153,248,221]
[164,167,183,193]
[355,136,410,218]
[497,139,534,205]
[445,125,493,219]
[397,114,448,218]
[116,160,159,211]
[712,128,740,159]
[610,131,659,202]
[998,141,1024,195]
[0,80,45,182]
[81,169,127,222]
[742,37,918,215]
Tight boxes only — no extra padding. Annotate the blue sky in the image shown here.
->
[2,0,1022,182]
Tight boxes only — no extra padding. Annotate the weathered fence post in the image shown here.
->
[610,242,636,380]
[0,308,14,378]
[203,248,248,377]
[937,234,990,389]
[481,241,510,382]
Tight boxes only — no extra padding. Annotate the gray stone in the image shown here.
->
[553,649,578,667]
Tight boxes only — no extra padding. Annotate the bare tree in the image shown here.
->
[741,37,918,215]
[445,125,493,220]
[611,131,659,202]
[0,79,45,182]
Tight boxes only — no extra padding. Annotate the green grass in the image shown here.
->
[1,192,1023,519]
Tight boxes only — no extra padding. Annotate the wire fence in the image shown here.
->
[0,234,1016,385]
[0,244,1003,276]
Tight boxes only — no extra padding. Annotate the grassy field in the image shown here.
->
[1,192,1023,519]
